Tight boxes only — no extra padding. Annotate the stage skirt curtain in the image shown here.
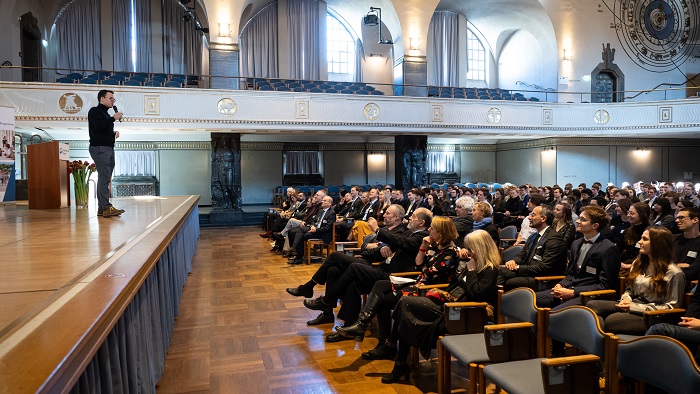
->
[54,0,102,72]
[114,151,156,177]
[162,0,201,75]
[287,0,320,80]
[354,38,364,82]
[427,151,456,173]
[429,11,459,87]
[239,3,279,79]
[70,207,199,393]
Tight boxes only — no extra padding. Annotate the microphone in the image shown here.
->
[113,105,122,122]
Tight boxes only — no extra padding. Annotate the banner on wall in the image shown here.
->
[0,106,16,203]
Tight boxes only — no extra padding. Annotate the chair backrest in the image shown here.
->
[548,306,607,357]
[500,288,538,324]
[501,245,522,264]
[499,225,517,240]
[616,335,700,392]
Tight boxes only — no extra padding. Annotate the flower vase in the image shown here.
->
[74,180,89,209]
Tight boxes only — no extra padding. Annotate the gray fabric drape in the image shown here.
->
[429,11,459,87]
[239,3,279,78]
[287,0,320,80]
[112,0,130,72]
[354,38,364,82]
[134,0,152,72]
[285,151,319,174]
[54,0,102,72]
[427,152,456,173]
[162,0,201,75]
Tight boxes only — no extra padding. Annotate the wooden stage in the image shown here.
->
[0,196,200,392]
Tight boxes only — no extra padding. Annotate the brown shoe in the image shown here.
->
[102,206,124,217]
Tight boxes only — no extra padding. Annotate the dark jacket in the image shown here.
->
[344,197,364,219]
[558,236,620,295]
[307,208,336,244]
[377,227,429,273]
[88,104,116,147]
[514,226,568,277]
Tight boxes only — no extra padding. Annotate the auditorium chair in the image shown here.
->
[498,226,518,249]
[438,287,549,394]
[304,222,337,265]
[611,335,700,393]
[482,306,615,394]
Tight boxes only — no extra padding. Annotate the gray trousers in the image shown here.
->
[89,145,115,211]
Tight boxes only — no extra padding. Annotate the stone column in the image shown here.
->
[211,133,242,212]
[209,43,240,90]
[395,135,428,192]
[394,55,427,97]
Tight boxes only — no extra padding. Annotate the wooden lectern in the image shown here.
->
[27,141,70,209]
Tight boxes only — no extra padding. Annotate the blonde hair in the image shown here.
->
[430,216,459,247]
[464,230,500,272]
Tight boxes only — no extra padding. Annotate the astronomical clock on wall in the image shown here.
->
[612,0,699,72]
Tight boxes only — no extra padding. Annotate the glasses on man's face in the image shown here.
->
[677,215,691,221]
[105,97,116,102]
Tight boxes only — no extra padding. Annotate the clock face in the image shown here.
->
[613,0,699,72]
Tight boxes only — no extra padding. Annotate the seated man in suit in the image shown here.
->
[498,204,568,291]
[646,290,700,362]
[285,204,408,324]
[535,205,620,310]
[301,208,432,340]
[336,189,369,241]
[451,196,474,248]
[287,195,336,265]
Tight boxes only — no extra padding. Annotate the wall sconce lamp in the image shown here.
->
[563,49,572,61]
[541,146,555,153]
[634,147,650,157]
[369,53,383,58]
[410,37,419,50]
[219,23,229,37]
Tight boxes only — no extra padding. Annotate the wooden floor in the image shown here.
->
[157,226,473,394]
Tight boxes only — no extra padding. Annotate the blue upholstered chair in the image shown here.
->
[67,73,83,80]
[123,79,141,86]
[614,335,700,393]
[56,77,75,83]
[438,288,548,394]
[482,306,613,394]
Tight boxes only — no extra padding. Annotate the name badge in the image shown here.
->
[586,266,597,275]
[533,255,543,261]
[688,251,698,258]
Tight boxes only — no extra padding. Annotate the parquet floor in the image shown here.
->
[157,226,472,394]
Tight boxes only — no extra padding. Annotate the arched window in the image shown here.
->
[466,29,486,82]
[326,12,355,81]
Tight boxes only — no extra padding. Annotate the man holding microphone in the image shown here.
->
[88,90,125,217]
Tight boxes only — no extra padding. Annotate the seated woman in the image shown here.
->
[651,197,675,230]
[553,201,576,249]
[618,202,651,272]
[378,230,499,383]
[610,198,632,246]
[426,192,445,216]
[588,226,685,335]
[472,201,499,245]
[332,216,459,343]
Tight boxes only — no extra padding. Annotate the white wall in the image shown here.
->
[498,30,544,93]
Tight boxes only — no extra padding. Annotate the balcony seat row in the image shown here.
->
[56,72,198,88]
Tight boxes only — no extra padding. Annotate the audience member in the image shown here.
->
[588,227,685,335]
[646,291,700,362]
[536,205,620,310]
[552,201,576,248]
[452,196,475,248]
[285,204,408,324]
[618,202,651,272]
[301,209,432,341]
[651,197,675,230]
[498,204,568,291]
[426,191,444,216]
[370,230,499,382]
[610,198,632,246]
[472,201,499,245]
[287,195,336,264]
[674,207,700,286]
